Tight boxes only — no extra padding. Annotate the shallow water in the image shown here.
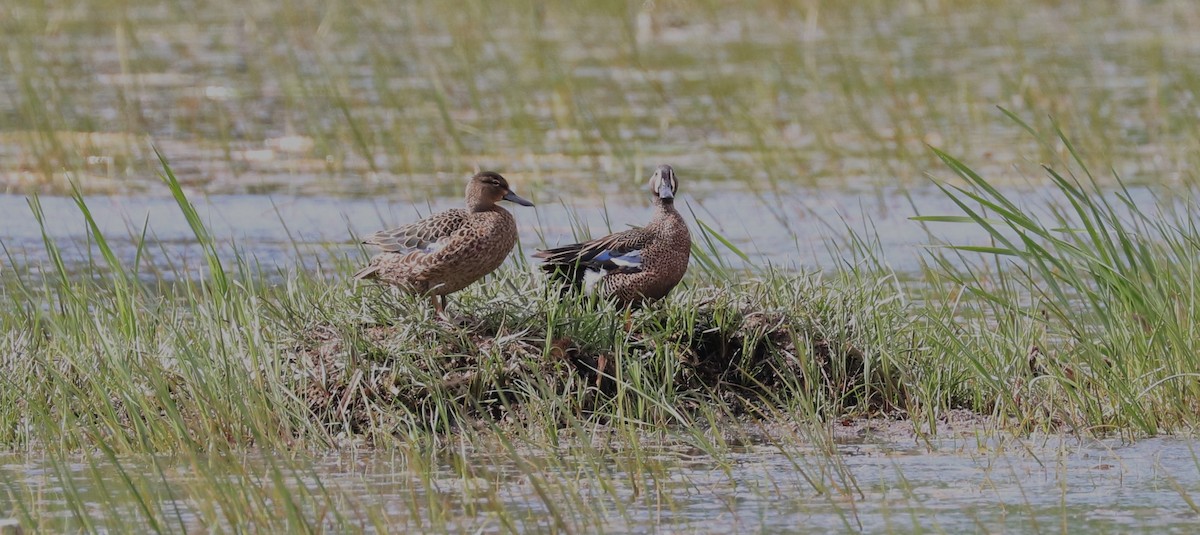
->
[3,1,1200,197]
[5,2,1200,532]
[0,185,953,277]
[0,180,1181,280]
[3,1,1200,277]
[3,435,1199,532]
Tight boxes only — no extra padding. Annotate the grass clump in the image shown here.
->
[0,158,923,454]
[916,111,1200,436]
[0,158,929,531]
[12,120,1200,457]
[18,120,1200,456]
[267,268,919,442]
[11,120,1200,530]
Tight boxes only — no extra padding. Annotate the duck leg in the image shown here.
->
[432,295,465,324]
[595,353,608,387]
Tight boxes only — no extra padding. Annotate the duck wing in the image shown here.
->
[361,209,470,255]
[534,228,650,289]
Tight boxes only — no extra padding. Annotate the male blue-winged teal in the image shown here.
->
[534,164,690,307]
[354,171,534,315]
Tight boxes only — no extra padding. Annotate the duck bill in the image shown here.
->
[503,191,535,206]
[657,184,675,200]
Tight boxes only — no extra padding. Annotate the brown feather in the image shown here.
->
[354,172,533,303]
[535,165,690,307]
[362,209,469,253]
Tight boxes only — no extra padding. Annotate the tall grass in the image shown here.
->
[5,0,1200,529]
[6,121,1200,528]
[0,152,924,530]
[914,110,1200,436]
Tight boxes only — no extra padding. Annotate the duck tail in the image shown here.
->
[533,245,588,293]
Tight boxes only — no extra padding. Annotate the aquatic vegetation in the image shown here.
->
[0,160,915,451]
[916,112,1200,436]
[5,0,1200,531]
[4,0,1200,197]
[6,141,1200,530]
[0,158,929,531]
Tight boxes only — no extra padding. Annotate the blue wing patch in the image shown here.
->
[592,249,642,269]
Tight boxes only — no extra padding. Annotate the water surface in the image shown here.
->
[4,434,1199,532]
[4,2,1200,532]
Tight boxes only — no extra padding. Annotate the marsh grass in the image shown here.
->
[0,122,1190,530]
[6,0,1200,527]
[0,152,935,530]
[913,111,1200,437]
[6,1,1200,197]
[0,139,955,527]
[6,132,1200,527]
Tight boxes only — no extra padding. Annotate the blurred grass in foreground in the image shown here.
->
[3,0,1200,198]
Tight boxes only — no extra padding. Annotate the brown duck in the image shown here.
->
[354,171,534,314]
[534,164,691,307]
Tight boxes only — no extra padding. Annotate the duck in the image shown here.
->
[534,164,690,307]
[354,171,534,315]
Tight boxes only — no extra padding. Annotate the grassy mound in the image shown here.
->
[274,273,917,439]
[8,125,1200,456]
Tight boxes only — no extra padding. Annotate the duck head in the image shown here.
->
[648,164,678,204]
[467,171,534,211]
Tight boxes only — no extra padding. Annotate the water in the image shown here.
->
[1,184,967,277]
[0,179,1184,280]
[5,1,1200,531]
[4,1,1200,197]
[3,434,1199,532]
[3,0,1199,276]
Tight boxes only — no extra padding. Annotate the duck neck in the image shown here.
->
[653,196,677,213]
[466,190,495,213]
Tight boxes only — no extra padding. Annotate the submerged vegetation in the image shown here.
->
[5,0,1200,197]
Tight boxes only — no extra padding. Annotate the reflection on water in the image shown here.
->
[3,435,1199,532]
